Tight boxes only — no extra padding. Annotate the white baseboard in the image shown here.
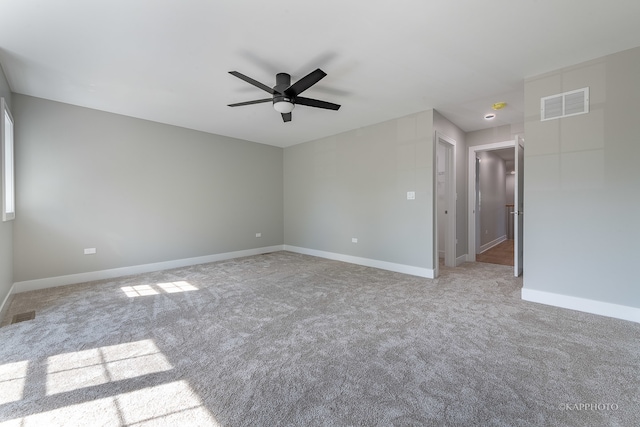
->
[0,283,16,322]
[13,245,285,294]
[284,245,435,279]
[521,288,640,324]
[479,235,507,253]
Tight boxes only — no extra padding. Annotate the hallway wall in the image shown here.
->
[477,151,507,250]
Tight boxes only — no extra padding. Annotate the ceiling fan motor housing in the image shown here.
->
[273,94,293,105]
[274,73,291,95]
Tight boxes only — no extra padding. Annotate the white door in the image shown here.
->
[437,143,447,263]
[514,136,525,277]
[434,133,456,274]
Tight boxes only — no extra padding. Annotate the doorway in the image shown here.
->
[434,132,456,278]
[467,137,524,277]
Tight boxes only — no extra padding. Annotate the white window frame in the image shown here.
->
[1,97,15,221]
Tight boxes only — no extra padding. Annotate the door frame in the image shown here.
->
[467,139,515,262]
[434,132,457,278]
[514,135,525,277]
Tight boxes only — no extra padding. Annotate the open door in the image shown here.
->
[435,133,456,271]
[514,135,524,277]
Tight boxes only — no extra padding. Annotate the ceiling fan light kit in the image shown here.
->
[228,68,340,122]
[273,96,295,114]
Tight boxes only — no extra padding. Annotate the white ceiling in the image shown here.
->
[2,1,640,148]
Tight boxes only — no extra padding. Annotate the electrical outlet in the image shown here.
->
[255,233,262,238]
[352,238,358,243]
[407,191,416,200]
[84,248,96,255]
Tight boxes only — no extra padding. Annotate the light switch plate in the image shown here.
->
[407,191,416,200]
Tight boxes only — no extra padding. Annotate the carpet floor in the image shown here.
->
[0,251,638,426]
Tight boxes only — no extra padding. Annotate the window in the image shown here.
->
[1,97,15,221]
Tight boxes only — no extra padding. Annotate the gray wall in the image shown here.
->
[13,95,283,282]
[523,46,640,307]
[477,151,506,247]
[433,111,467,260]
[505,174,515,206]
[284,111,434,270]
[0,64,12,308]
[466,124,521,148]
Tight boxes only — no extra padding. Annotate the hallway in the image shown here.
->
[476,240,514,266]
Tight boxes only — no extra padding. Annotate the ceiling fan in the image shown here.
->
[227,68,341,122]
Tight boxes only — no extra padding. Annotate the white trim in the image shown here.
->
[0,282,16,321]
[455,254,467,267]
[434,132,457,276]
[513,135,525,277]
[522,288,640,324]
[12,245,285,293]
[468,140,515,262]
[479,235,507,254]
[284,245,435,279]
[1,98,15,222]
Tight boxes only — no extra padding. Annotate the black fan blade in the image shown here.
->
[229,71,275,94]
[228,98,272,107]
[285,68,327,96]
[281,112,292,122]
[296,97,341,110]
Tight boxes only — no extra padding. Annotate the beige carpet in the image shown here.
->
[0,251,638,426]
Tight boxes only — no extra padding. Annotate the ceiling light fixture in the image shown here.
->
[492,102,507,110]
[484,113,496,120]
[273,96,295,114]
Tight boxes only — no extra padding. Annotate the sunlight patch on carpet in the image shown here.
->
[0,360,28,405]
[121,281,198,297]
[116,380,219,426]
[46,339,172,395]
[121,285,159,297]
[157,281,198,293]
[5,380,219,427]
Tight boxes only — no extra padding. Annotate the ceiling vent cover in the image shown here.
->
[541,87,589,121]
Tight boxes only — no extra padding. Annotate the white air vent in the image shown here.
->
[541,87,589,121]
